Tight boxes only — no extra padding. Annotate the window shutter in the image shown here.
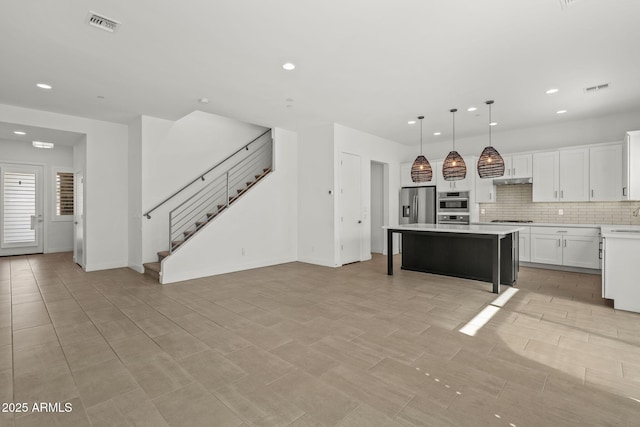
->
[56,172,74,216]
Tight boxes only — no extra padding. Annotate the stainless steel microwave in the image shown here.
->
[437,191,470,212]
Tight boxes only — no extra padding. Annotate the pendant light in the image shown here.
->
[477,100,505,178]
[410,116,432,182]
[442,108,466,181]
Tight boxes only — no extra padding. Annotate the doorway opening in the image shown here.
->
[370,161,389,254]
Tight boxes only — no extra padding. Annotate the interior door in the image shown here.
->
[0,164,44,255]
[74,171,85,268]
[340,153,361,265]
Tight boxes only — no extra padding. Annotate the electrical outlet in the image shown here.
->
[481,208,486,214]
[558,209,564,216]
[241,248,245,255]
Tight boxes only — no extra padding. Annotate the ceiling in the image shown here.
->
[1,0,639,147]
[0,122,84,146]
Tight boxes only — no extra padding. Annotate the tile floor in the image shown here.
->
[1,252,640,426]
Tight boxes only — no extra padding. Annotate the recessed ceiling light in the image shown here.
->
[408,120,416,125]
[282,62,296,71]
[546,88,559,94]
[433,132,441,136]
[13,131,26,135]
[467,107,477,112]
[489,122,498,126]
[556,110,567,114]
[36,83,52,90]
[198,98,209,104]
[32,141,54,149]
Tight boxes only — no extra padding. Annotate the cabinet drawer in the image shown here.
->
[530,226,600,237]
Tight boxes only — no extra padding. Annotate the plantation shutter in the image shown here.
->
[56,172,74,216]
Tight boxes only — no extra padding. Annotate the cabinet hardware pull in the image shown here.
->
[554,190,558,199]
[560,190,564,198]
[623,187,627,197]
[557,239,561,247]
[591,189,594,198]
[564,240,567,247]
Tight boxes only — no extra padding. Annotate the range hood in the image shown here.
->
[492,177,533,185]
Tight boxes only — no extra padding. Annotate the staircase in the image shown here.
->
[143,129,273,282]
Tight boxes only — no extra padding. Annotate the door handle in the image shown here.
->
[30,215,36,230]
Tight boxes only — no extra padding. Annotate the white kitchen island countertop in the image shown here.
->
[384,223,524,236]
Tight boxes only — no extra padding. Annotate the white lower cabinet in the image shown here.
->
[518,227,530,262]
[529,226,600,269]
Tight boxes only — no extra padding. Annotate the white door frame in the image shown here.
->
[73,171,85,268]
[0,162,45,256]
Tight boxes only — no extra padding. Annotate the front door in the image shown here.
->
[340,153,361,265]
[0,164,44,256]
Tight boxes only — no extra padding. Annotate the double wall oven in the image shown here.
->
[437,191,470,224]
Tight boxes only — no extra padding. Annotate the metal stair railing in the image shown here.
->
[167,131,273,253]
[144,129,272,220]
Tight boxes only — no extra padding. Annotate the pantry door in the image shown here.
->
[0,164,44,255]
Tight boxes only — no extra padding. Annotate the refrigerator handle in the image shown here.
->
[413,195,418,221]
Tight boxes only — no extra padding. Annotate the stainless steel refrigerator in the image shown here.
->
[400,186,436,224]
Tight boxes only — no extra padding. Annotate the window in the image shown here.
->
[56,172,74,216]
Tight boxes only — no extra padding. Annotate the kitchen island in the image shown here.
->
[384,224,523,293]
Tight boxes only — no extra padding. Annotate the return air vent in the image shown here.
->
[86,11,121,33]
[584,83,610,94]
[559,0,583,9]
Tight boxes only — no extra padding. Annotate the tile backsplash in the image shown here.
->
[479,184,640,225]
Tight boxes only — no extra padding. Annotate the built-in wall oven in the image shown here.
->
[437,191,470,224]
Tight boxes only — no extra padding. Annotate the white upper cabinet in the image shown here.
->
[401,161,437,188]
[532,151,560,202]
[559,148,590,202]
[623,130,640,200]
[590,143,623,201]
[504,154,533,179]
[436,157,474,192]
[400,162,418,187]
[475,173,496,203]
[533,149,589,202]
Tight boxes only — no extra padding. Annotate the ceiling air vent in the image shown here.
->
[559,0,583,10]
[584,83,610,94]
[86,11,121,33]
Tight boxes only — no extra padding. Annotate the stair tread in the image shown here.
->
[157,251,169,258]
[143,262,161,272]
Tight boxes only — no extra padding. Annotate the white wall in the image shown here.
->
[128,117,143,272]
[402,109,640,162]
[138,111,268,265]
[334,124,404,258]
[161,128,298,283]
[297,124,337,267]
[0,139,74,254]
[0,104,129,271]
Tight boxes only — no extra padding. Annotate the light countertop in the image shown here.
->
[601,225,640,239]
[384,223,524,236]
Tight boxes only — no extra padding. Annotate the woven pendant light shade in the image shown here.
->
[443,108,467,181]
[477,100,505,179]
[411,155,432,182]
[443,151,467,181]
[477,146,505,178]
[410,116,432,182]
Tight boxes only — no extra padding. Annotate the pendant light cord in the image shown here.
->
[419,117,423,155]
[489,103,492,145]
[450,109,457,151]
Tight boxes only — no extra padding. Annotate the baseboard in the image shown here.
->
[128,264,144,274]
[84,259,128,272]
[521,261,601,275]
[296,256,339,268]
[45,247,73,254]
[161,255,298,284]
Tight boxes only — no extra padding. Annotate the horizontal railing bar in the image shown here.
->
[145,128,271,218]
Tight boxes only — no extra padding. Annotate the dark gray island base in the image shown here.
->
[385,224,521,294]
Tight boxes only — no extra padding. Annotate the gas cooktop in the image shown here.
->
[490,219,534,223]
